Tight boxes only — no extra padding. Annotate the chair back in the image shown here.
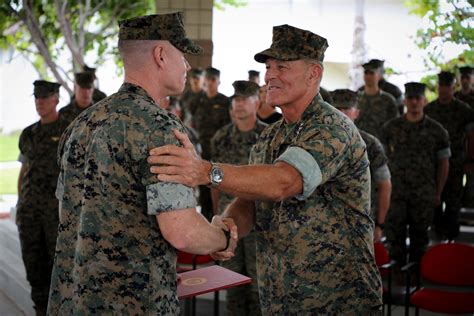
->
[374,241,391,266]
[420,243,474,286]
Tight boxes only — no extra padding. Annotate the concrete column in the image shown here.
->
[155,0,214,68]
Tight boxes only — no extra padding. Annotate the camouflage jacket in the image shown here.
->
[189,92,231,160]
[424,98,474,165]
[180,89,205,123]
[355,90,399,139]
[17,117,70,214]
[249,94,382,315]
[48,83,196,315]
[359,129,390,219]
[381,115,450,197]
[211,120,267,213]
[454,90,474,110]
[58,101,93,124]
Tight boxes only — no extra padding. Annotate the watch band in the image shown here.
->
[375,222,385,229]
[219,228,231,252]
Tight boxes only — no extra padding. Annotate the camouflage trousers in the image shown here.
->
[16,204,59,309]
[385,194,434,265]
[433,167,464,239]
[462,168,474,208]
[222,231,261,316]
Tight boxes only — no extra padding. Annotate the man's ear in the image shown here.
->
[307,63,323,84]
[153,44,166,68]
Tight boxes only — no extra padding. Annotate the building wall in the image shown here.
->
[155,0,213,68]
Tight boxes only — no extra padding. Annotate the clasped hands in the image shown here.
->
[211,215,238,261]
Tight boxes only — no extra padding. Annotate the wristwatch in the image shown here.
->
[375,222,385,229]
[209,163,224,187]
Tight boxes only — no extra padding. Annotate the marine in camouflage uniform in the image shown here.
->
[83,65,107,103]
[424,72,474,240]
[59,71,95,123]
[189,67,231,220]
[358,59,404,115]
[455,66,474,208]
[355,59,399,139]
[211,81,266,316]
[147,24,383,315]
[331,89,391,236]
[16,80,69,315]
[47,13,214,315]
[381,82,451,264]
[180,68,206,126]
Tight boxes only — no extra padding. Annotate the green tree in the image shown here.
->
[0,0,246,96]
[1,1,156,95]
[405,0,473,69]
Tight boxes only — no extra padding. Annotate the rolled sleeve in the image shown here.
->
[373,164,391,183]
[436,147,451,160]
[147,182,197,214]
[275,146,322,200]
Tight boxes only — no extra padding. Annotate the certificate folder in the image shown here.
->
[178,265,252,299]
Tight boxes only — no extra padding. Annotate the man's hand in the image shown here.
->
[210,215,238,261]
[148,129,210,187]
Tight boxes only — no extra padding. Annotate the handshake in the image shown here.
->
[210,215,239,261]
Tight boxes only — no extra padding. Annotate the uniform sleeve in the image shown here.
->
[436,126,451,160]
[464,106,474,133]
[373,164,391,182]
[140,119,197,215]
[275,125,350,199]
[386,95,399,119]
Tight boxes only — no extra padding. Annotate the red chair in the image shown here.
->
[407,243,474,315]
[374,241,395,316]
[177,250,218,316]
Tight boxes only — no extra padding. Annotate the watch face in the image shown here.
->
[211,166,224,183]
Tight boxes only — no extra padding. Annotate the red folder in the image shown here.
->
[177,265,252,299]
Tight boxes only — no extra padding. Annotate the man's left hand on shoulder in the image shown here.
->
[148,129,208,187]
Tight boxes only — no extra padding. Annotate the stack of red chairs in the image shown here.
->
[405,243,474,315]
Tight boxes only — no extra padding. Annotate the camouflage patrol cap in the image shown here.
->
[118,12,202,55]
[189,68,204,78]
[459,66,473,77]
[331,89,358,109]
[438,71,455,86]
[254,24,328,63]
[231,80,260,99]
[33,80,61,98]
[248,70,260,77]
[404,82,426,97]
[74,72,95,89]
[205,67,220,78]
[362,59,384,71]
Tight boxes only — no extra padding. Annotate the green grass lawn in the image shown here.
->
[0,168,20,195]
[0,131,21,162]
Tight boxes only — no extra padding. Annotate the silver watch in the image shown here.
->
[209,163,224,187]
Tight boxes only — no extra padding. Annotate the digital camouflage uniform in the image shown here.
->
[249,24,382,315]
[48,13,202,315]
[381,115,450,263]
[17,105,69,311]
[359,130,390,220]
[355,89,399,139]
[455,67,474,208]
[60,72,96,123]
[424,97,474,239]
[249,95,382,315]
[180,88,206,125]
[359,79,403,115]
[211,119,267,316]
[189,91,231,220]
[331,88,390,221]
